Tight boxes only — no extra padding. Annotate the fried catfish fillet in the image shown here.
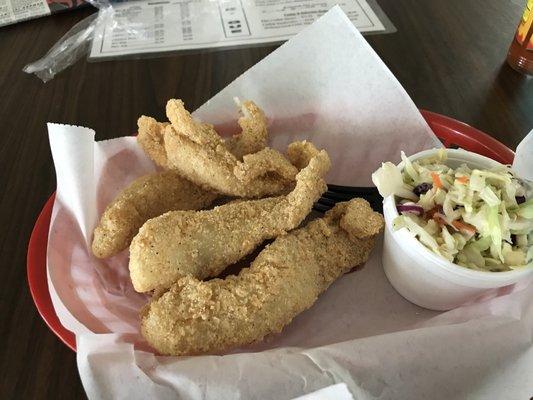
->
[129,141,329,292]
[92,171,217,258]
[137,100,269,168]
[164,99,298,197]
[141,199,384,355]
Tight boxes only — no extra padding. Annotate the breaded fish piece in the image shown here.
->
[140,199,384,355]
[137,116,170,169]
[92,171,217,258]
[129,141,330,292]
[137,100,268,168]
[223,100,268,160]
[97,102,269,258]
[164,99,298,197]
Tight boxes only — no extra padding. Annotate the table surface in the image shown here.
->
[1,0,532,398]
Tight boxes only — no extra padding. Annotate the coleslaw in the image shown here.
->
[372,150,533,272]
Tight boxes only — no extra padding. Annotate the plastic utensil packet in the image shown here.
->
[23,0,143,82]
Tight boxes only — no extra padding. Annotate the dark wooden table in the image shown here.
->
[1,0,532,398]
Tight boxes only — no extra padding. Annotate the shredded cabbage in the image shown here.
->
[518,199,533,218]
[401,151,419,183]
[371,162,417,201]
[373,150,533,272]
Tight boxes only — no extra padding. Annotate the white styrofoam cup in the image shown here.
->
[382,149,533,310]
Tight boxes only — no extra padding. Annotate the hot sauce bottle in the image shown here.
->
[507,0,533,75]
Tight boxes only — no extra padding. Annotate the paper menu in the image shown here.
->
[89,0,391,59]
[45,6,532,400]
[0,0,50,27]
[0,0,87,27]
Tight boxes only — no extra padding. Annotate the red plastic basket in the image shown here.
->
[26,111,515,352]
[420,110,514,164]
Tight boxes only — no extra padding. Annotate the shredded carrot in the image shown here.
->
[456,176,469,184]
[451,220,476,234]
[431,172,443,189]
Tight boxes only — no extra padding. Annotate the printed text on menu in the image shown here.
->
[90,0,385,58]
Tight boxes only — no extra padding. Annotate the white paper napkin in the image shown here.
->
[512,129,533,188]
[291,383,353,400]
